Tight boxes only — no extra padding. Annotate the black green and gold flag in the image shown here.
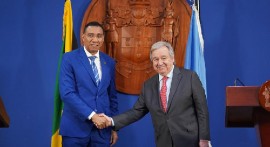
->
[51,0,77,146]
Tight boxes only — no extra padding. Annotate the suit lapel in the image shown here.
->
[78,47,98,87]
[167,67,182,111]
[151,74,165,113]
[152,75,163,111]
[98,53,109,90]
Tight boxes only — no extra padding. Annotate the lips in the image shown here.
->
[157,65,165,69]
[90,44,99,47]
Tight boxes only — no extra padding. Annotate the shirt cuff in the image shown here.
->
[111,118,115,126]
[88,111,96,120]
[200,140,212,147]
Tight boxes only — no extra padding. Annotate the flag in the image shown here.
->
[186,0,200,11]
[51,0,77,146]
[184,5,207,95]
[186,0,194,6]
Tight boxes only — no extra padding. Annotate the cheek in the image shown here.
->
[99,38,104,43]
[84,41,90,46]
[152,63,158,69]
[164,61,172,67]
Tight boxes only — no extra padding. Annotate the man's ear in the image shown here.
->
[81,34,85,45]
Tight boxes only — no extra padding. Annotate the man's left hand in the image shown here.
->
[199,140,210,147]
[110,130,118,146]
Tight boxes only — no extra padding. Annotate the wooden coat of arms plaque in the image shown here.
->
[81,0,192,94]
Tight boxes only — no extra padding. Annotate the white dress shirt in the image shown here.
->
[158,66,174,103]
[84,47,102,120]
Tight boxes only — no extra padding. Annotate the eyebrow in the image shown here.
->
[87,33,104,35]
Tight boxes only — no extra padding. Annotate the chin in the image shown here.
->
[90,49,98,53]
[158,71,166,76]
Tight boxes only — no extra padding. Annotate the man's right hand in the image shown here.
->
[91,113,107,129]
[92,113,112,129]
[99,114,112,127]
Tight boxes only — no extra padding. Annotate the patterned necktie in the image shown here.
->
[89,56,100,86]
[160,76,168,112]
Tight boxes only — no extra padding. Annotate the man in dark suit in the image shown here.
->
[101,41,211,147]
[59,21,118,147]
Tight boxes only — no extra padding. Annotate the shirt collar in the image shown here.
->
[159,65,174,81]
[84,46,100,59]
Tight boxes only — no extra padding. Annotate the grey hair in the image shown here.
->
[150,41,175,61]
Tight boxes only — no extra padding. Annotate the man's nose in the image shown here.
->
[157,59,163,65]
[91,36,99,42]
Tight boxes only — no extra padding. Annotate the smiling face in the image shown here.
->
[151,46,174,76]
[82,26,104,54]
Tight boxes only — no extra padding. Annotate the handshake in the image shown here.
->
[91,113,113,129]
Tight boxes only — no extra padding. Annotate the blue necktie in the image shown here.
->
[89,56,100,86]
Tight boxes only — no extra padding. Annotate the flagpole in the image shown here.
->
[194,0,200,14]
[198,0,200,13]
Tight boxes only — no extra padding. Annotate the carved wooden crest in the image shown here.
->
[259,81,270,112]
[81,0,192,94]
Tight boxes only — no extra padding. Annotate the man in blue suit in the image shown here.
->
[59,21,118,147]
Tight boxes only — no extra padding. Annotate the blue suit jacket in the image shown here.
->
[59,47,118,138]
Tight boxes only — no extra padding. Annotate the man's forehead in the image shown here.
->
[85,26,103,32]
[153,48,169,54]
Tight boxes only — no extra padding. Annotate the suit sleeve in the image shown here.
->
[108,61,118,116]
[112,84,149,130]
[59,54,93,120]
[191,72,210,140]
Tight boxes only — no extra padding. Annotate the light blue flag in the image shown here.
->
[184,6,207,95]
[186,0,194,6]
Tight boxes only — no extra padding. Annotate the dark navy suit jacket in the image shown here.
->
[113,67,210,147]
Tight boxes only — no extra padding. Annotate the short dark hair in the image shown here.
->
[83,21,104,33]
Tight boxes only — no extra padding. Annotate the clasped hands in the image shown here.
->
[91,113,112,129]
